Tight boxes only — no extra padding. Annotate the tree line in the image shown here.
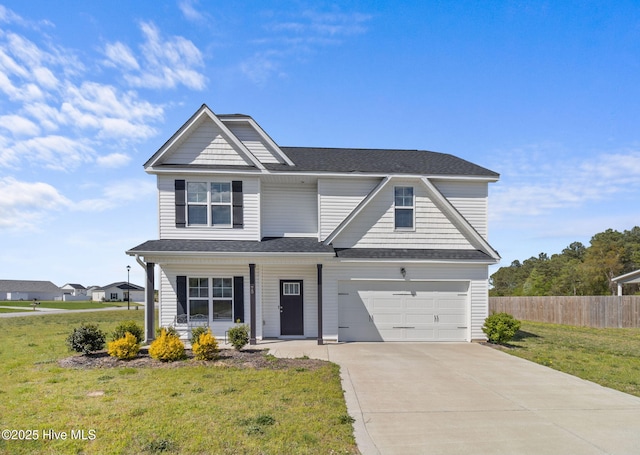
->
[490,227,640,296]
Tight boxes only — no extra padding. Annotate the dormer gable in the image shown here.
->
[219,115,294,166]
[144,105,267,171]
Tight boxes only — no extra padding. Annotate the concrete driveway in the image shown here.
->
[266,341,640,455]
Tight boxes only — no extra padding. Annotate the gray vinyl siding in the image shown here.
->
[432,180,489,237]
[318,177,380,240]
[331,178,473,249]
[163,118,249,166]
[261,182,318,237]
[158,175,260,240]
[224,122,281,164]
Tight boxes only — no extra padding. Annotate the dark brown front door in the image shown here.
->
[280,280,303,336]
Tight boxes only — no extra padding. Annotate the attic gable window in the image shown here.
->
[394,186,414,230]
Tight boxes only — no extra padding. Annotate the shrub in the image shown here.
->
[156,326,178,338]
[66,323,106,354]
[149,329,185,362]
[228,324,249,351]
[192,329,219,361]
[107,332,140,360]
[483,312,521,344]
[111,320,144,344]
[190,326,208,345]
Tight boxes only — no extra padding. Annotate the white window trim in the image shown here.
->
[394,186,415,231]
[188,276,234,323]
[186,180,233,228]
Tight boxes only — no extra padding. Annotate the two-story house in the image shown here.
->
[127,104,500,344]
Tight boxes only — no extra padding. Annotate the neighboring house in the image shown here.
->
[0,280,62,301]
[612,269,640,296]
[127,105,500,344]
[92,282,145,302]
[61,283,87,296]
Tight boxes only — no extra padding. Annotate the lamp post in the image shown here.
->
[126,265,131,310]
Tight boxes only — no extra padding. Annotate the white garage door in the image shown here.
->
[338,281,469,342]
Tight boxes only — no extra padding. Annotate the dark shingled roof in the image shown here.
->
[127,237,336,255]
[269,147,499,177]
[334,248,493,261]
[127,238,494,261]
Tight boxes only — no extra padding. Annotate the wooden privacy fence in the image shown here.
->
[489,296,640,328]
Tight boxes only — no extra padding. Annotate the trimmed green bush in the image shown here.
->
[66,323,106,354]
[192,329,219,361]
[483,312,521,344]
[107,332,140,360]
[228,324,249,351]
[149,328,185,362]
[111,320,144,344]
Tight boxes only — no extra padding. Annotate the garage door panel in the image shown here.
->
[338,281,469,342]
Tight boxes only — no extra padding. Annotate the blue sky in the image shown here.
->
[1,1,639,288]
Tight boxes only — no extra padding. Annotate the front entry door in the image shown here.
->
[280,280,304,336]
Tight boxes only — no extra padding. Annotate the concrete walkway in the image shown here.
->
[265,340,640,455]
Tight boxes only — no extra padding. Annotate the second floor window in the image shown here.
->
[394,186,414,229]
[187,182,232,226]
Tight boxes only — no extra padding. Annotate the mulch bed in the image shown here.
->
[58,347,327,371]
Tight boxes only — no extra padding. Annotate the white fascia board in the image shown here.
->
[146,105,266,170]
[222,117,295,166]
[420,177,501,261]
[336,257,499,265]
[125,250,335,258]
[323,176,392,245]
[613,269,640,283]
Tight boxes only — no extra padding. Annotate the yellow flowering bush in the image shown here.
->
[149,328,185,362]
[192,329,219,361]
[107,332,140,360]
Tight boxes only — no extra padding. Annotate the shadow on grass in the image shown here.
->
[512,330,541,342]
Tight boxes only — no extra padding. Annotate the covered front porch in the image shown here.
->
[126,238,335,345]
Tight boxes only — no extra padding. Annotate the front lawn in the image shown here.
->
[0,311,357,454]
[502,321,640,397]
[0,300,123,310]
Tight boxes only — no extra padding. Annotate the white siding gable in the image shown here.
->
[162,117,252,166]
[432,180,488,237]
[318,177,380,240]
[331,177,474,249]
[224,122,282,164]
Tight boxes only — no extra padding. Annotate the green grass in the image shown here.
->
[503,321,640,397]
[0,300,124,310]
[0,308,27,313]
[0,312,357,455]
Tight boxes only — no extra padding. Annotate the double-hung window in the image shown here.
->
[394,186,414,230]
[212,278,233,321]
[186,182,232,226]
[188,278,209,319]
[187,182,208,225]
[187,277,233,321]
[210,182,231,226]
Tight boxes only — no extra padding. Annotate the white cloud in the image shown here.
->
[179,0,209,24]
[490,147,640,220]
[11,135,94,171]
[96,152,131,168]
[0,177,71,230]
[104,21,206,90]
[75,179,156,212]
[0,114,41,136]
[240,7,372,84]
[103,41,140,70]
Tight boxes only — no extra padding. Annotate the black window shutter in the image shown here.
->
[175,180,186,228]
[176,276,187,316]
[233,276,244,323]
[232,180,243,228]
